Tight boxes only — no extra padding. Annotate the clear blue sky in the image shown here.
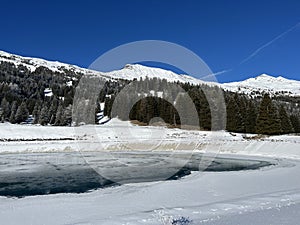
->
[1,0,300,82]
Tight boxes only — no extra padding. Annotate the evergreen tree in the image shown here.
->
[49,98,58,124]
[290,114,300,133]
[32,104,40,124]
[199,94,211,130]
[137,97,147,123]
[237,95,247,123]
[144,97,156,124]
[256,94,281,135]
[245,101,257,133]
[279,105,293,134]
[61,104,72,126]
[175,92,198,127]
[187,87,212,130]
[0,98,10,121]
[15,102,29,123]
[226,96,244,132]
[54,103,64,126]
[38,105,50,125]
[9,101,18,123]
[157,98,173,125]
[104,97,113,117]
[208,87,226,131]
[95,101,101,124]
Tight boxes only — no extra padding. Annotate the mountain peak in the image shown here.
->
[105,63,207,85]
[256,73,274,79]
[222,73,300,96]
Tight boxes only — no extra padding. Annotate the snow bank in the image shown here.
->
[0,121,299,160]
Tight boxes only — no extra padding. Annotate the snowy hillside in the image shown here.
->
[93,63,300,97]
[222,74,300,97]
[103,64,209,85]
[0,50,97,75]
[104,66,300,97]
[1,50,300,96]
[102,65,300,97]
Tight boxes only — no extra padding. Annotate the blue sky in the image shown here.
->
[0,0,299,82]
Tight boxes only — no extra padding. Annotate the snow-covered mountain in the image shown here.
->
[103,64,209,85]
[0,50,209,85]
[0,50,96,75]
[104,66,300,97]
[222,74,300,97]
[1,50,300,97]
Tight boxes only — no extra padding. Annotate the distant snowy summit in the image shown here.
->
[103,64,210,85]
[103,65,300,97]
[1,50,300,97]
[222,74,300,97]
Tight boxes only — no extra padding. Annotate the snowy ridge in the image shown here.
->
[0,50,96,75]
[103,64,210,85]
[222,74,300,96]
[0,50,212,85]
[103,66,300,96]
[1,50,300,96]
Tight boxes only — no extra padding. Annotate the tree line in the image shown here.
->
[102,78,300,134]
[0,61,300,135]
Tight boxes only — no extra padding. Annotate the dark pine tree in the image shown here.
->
[226,96,244,132]
[256,94,281,135]
[94,101,101,124]
[290,114,300,133]
[188,87,211,130]
[0,97,10,121]
[199,93,211,131]
[9,101,18,123]
[48,97,59,124]
[15,101,29,123]
[32,103,40,124]
[61,104,72,126]
[54,102,64,126]
[38,105,50,125]
[235,94,247,132]
[279,105,294,134]
[245,100,257,133]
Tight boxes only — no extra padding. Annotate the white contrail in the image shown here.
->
[200,22,300,82]
[240,22,300,64]
[200,69,232,81]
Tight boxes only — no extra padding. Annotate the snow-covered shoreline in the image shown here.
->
[0,120,299,160]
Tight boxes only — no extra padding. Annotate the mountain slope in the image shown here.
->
[0,50,95,75]
[1,50,300,97]
[103,64,210,85]
[222,74,300,97]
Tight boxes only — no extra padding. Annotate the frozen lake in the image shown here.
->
[0,152,275,197]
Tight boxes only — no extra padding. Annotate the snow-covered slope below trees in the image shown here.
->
[1,50,300,97]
